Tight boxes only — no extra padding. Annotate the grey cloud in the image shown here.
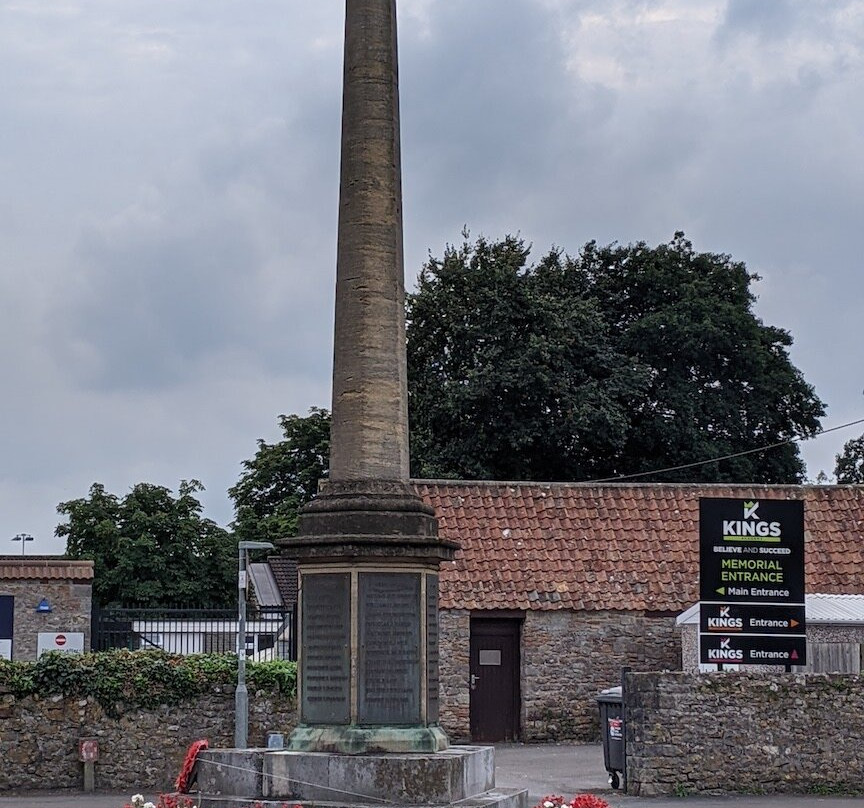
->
[58,215,261,389]
[2,0,864,553]
[720,0,798,41]
[26,0,344,394]
[717,0,863,48]
[47,100,340,392]
[399,0,598,266]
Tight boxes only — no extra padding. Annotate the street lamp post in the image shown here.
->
[11,534,34,556]
[235,540,275,749]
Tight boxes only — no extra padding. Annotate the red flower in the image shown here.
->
[533,794,610,808]
[570,796,611,808]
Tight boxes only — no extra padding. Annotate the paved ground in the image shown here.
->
[0,744,861,807]
[492,743,864,807]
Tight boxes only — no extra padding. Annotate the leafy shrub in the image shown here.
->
[247,658,297,697]
[0,650,296,716]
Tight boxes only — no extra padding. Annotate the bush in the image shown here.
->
[0,650,297,716]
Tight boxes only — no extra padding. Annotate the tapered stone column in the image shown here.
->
[279,0,457,755]
[330,0,410,485]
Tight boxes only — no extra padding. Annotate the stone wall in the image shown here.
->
[522,610,679,741]
[438,608,680,743]
[439,609,471,741]
[0,686,296,792]
[1,580,92,661]
[625,671,864,796]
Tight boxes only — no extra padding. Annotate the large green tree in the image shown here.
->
[576,233,825,482]
[835,435,864,483]
[406,235,647,480]
[407,232,824,483]
[229,408,330,543]
[59,480,235,608]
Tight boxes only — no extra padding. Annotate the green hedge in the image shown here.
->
[0,650,296,716]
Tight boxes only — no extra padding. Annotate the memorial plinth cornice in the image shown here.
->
[278,532,458,564]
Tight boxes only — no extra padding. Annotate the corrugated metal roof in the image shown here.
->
[806,593,864,623]
[0,558,94,581]
[677,594,864,625]
[248,562,282,607]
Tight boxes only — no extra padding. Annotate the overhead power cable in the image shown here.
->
[582,416,864,484]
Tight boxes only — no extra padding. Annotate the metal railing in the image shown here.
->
[91,605,297,660]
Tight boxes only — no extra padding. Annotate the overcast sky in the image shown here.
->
[2,0,862,555]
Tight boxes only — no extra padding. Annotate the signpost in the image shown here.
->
[699,498,806,667]
[78,738,99,792]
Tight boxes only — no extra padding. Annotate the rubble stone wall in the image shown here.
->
[521,610,679,741]
[439,608,471,741]
[438,608,680,742]
[0,686,296,793]
[625,671,864,796]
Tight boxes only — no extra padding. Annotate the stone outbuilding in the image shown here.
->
[0,556,94,661]
[414,481,864,743]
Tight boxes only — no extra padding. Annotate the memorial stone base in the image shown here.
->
[279,482,459,756]
[185,745,528,808]
[287,724,449,755]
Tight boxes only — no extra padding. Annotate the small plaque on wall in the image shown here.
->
[479,649,502,666]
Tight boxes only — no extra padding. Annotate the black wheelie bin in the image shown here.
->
[596,686,624,789]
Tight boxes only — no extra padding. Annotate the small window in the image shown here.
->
[479,649,502,666]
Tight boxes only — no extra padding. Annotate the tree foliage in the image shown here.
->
[407,232,824,483]
[406,235,646,480]
[58,480,235,608]
[229,408,330,543]
[229,233,826,541]
[835,435,864,484]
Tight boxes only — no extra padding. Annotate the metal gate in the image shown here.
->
[91,605,297,660]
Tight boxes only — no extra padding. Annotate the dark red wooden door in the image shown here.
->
[469,618,520,741]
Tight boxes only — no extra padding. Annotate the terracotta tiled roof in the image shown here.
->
[413,482,864,613]
[0,557,94,582]
[268,555,299,606]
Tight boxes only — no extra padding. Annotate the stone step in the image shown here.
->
[194,746,499,805]
[170,787,528,808]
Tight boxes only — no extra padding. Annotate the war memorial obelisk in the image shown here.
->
[279,0,458,755]
[193,5,525,803]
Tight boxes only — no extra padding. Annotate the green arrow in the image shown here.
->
[715,587,725,596]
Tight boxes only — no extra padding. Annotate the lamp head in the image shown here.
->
[238,541,275,551]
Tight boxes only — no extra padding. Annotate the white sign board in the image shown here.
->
[37,632,85,658]
[0,639,11,660]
